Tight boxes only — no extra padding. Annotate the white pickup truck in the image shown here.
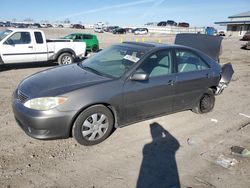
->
[0,29,86,65]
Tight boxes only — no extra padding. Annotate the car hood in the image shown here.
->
[18,64,112,98]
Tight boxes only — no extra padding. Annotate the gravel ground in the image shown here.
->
[0,28,250,188]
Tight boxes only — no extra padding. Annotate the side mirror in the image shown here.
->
[130,73,148,81]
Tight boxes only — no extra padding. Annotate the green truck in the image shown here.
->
[64,33,99,52]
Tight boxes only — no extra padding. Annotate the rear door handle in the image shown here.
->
[206,73,211,78]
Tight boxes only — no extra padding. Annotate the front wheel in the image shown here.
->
[58,53,73,65]
[72,105,114,146]
[192,88,215,114]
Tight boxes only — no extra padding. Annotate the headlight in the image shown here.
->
[24,97,67,111]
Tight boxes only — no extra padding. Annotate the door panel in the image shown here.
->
[123,75,176,123]
[174,70,211,111]
[122,50,175,124]
[1,32,36,63]
[173,49,212,111]
[82,34,94,49]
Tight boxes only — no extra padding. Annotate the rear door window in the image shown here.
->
[34,32,43,44]
[83,35,93,39]
[175,50,209,73]
[75,35,82,40]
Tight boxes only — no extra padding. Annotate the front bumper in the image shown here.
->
[12,92,77,140]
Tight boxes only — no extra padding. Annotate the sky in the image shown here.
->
[1,0,249,27]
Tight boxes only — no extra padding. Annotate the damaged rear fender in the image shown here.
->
[216,63,234,95]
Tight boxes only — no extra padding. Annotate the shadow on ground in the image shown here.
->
[0,61,57,72]
[137,122,180,188]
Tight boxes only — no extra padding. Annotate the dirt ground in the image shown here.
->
[0,28,250,188]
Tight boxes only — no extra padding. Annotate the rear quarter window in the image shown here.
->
[34,32,43,44]
[176,50,210,73]
[83,35,93,39]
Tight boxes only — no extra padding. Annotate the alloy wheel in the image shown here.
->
[62,56,72,64]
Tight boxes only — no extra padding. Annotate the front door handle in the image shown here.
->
[28,46,33,48]
[167,80,175,86]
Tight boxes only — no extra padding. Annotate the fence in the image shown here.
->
[146,26,206,34]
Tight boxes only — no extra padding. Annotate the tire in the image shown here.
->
[57,53,73,65]
[192,88,215,114]
[92,45,98,52]
[72,105,114,146]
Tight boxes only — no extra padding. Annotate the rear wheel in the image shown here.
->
[72,105,114,146]
[192,88,215,114]
[92,45,98,52]
[58,53,73,65]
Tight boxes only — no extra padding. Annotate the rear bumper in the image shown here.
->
[12,93,77,140]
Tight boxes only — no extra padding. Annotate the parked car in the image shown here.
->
[4,21,15,27]
[0,29,86,65]
[157,21,167,26]
[57,24,64,28]
[113,28,126,34]
[16,23,29,28]
[40,24,47,28]
[241,31,250,41]
[178,22,189,27]
[63,33,99,52]
[125,28,133,33]
[134,28,148,35]
[72,24,85,29]
[144,22,158,26]
[30,23,41,28]
[94,27,103,33]
[166,20,177,26]
[12,34,234,146]
[241,41,250,50]
[106,26,119,32]
[0,22,5,27]
[46,24,53,28]
[217,31,226,36]
[103,26,118,32]
[205,27,217,36]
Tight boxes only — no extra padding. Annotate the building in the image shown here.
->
[215,11,250,36]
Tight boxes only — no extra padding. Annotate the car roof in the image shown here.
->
[4,28,42,32]
[121,41,214,60]
[122,41,190,50]
[123,41,167,48]
[70,33,96,36]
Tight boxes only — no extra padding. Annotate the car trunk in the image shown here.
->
[175,33,223,62]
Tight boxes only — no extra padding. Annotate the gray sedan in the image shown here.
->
[12,35,233,145]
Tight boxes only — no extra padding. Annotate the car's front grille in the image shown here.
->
[17,90,29,103]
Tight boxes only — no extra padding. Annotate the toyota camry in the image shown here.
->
[12,34,234,145]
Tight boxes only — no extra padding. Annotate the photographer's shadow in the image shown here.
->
[137,123,180,188]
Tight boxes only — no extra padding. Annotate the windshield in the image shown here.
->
[81,45,149,78]
[0,30,12,42]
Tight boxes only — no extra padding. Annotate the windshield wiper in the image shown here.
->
[82,66,100,74]
[82,66,114,78]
